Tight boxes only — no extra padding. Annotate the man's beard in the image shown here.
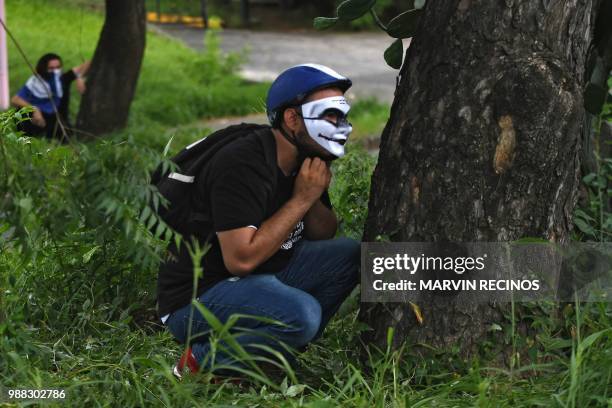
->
[296,129,337,162]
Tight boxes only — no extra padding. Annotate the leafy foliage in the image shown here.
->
[573,98,612,241]
[0,110,172,331]
[383,38,403,69]
[386,9,423,39]
[330,145,376,239]
[313,16,339,30]
[314,0,426,68]
[337,0,377,21]
[2,103,612,405]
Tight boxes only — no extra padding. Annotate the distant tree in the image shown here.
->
[76,0,146,136]
[240,0,250,27]
[200,0,209,29]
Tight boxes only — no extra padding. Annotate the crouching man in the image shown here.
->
[157,63,360,377]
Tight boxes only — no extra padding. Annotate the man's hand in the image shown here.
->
[293,157,331,206]
[75,78,86,95]
[31,109,46,128]
[217,158,334,276]
[73,60,91,95]
[217,158,330,276]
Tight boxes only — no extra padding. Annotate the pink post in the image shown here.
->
[0,0,8,110]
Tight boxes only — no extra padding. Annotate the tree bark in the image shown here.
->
[200,0,209,29]
[360,0,602,354]
[76,0,146,136]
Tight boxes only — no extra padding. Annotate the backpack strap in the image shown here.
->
[151,123,270,185]
[257,126,278,172]
[256,127,280,214]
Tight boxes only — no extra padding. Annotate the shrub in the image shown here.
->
[0,110,170,332]
[329,145,376,240]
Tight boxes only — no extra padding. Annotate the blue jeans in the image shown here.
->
[165,237,360,371]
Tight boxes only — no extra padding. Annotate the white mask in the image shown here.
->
[300,96,352,158]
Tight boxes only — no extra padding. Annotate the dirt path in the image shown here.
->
[151,24,402,103]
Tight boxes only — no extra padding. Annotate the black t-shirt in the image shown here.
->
[156,129,330,317]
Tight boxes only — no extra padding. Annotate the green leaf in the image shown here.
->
[154,222,165,238]
[584,82,608,115]
[17,197,32,212]
[574,218,595,236]
[489,323,502,332]
[125,219,133,238]
[574,209,595,222]
[545,338,573,350]
[139,205,152,224]
[582,173,597,184]
[191,301,224,332]
[146,214,157,231]
[414,0,426,9]
[337,0,377,21]
[174,234,183,250]
[164,227,173,242]
[82,246,100,264]
[386,326,395,349]
[602,216,612,231]
[387,9,423,38]
[384,39,403,69]
[313,16,338,30]
[578,329,610,356]
[163,134,175,157]
[285,384,306,397]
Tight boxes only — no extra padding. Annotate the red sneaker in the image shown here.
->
[172,348,245,386]
[172,346,200,379]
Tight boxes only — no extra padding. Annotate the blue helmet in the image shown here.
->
[266,63,352,127]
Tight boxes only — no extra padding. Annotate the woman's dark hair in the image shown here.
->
[35,53,62,76]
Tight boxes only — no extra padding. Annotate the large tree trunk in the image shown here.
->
[76,0,146,136]
[360,0,602,354]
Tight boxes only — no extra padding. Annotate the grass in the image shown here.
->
[1,1,611,407]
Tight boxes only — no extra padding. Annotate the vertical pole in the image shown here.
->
[240,0,250,27]
[0,0,9,110]
[200,0,208,29]
[156,0,161,21]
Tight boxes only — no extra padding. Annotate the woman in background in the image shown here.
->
[11,53,90,139]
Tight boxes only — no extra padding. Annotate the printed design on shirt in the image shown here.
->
[280,221,304,250]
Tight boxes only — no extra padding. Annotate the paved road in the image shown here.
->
[152,24,401,103]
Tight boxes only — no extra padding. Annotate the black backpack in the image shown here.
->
[150,123,277,238]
